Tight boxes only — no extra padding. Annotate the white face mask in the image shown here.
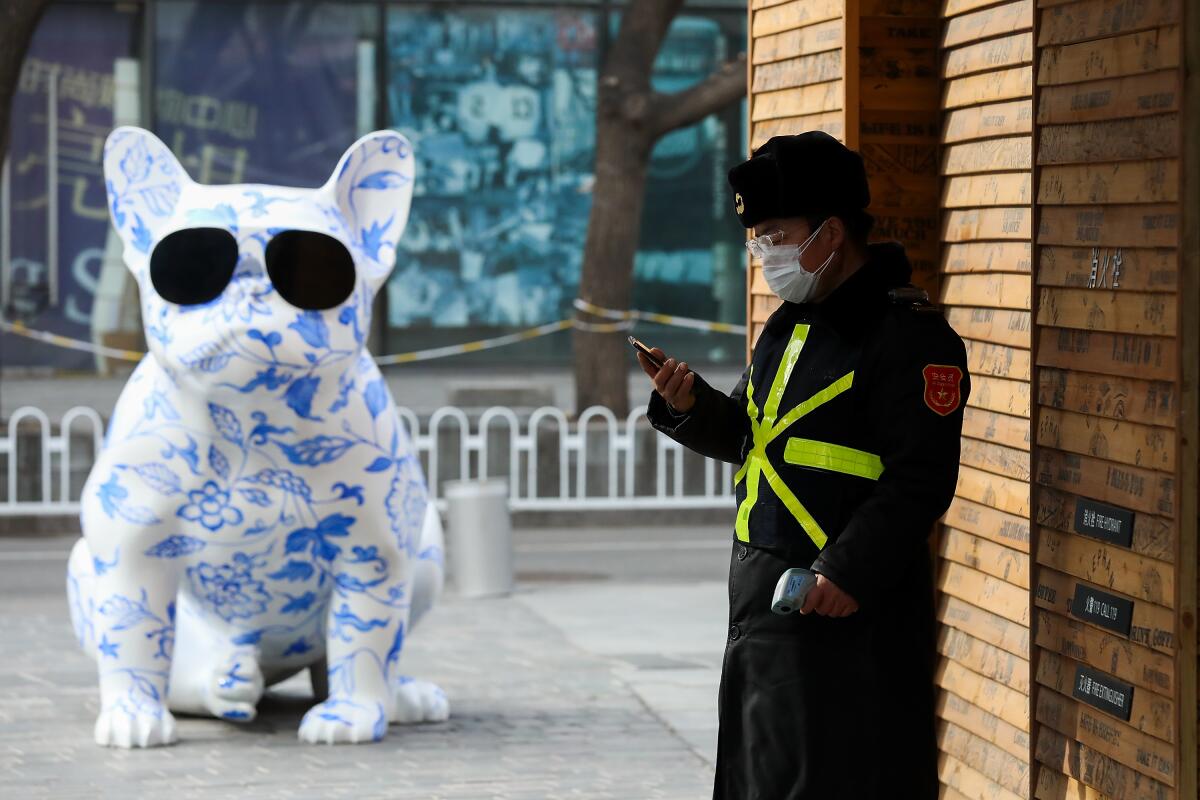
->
[747,220,837,304]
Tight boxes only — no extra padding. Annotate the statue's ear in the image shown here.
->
[103,127,191,264]
[325,131,415,288]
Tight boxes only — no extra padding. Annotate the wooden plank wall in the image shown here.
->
[745,4,1197,797]
[934,1,1036,797]
[1029,0,1191,797]
[747,0,848,352]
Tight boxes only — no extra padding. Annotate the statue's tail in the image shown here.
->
[408,501,445,630]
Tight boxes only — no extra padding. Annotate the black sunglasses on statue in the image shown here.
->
[148,227,357,311]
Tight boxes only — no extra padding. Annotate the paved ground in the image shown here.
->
[0,523,733,799]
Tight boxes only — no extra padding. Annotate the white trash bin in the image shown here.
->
[443,478,514,599]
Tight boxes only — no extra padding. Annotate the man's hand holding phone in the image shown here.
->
[631,336,696,413]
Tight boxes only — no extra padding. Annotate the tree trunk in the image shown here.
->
[571,0,745,416]
[571,0,682,417]
[0,0,51,165]
[572,113,653,414]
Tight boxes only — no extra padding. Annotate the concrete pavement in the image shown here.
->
[0,524,733,799]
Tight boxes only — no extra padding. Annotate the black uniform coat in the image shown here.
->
[647,242,970,800]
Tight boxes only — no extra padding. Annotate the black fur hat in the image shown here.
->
[728,131,870,229]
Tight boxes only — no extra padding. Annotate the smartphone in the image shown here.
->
[627,335,665,370]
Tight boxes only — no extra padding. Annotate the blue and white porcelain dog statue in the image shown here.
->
[66,126,448,747]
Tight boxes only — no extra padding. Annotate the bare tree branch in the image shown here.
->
[648,52,747,139]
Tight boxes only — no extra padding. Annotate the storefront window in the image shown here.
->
[635,12,747,364]
[155,2,377,188]
[1,1,745,374]
[383,6,599,360]
[1,3,139,371]
[383,4,746,365]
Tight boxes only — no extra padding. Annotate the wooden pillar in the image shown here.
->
[745,0,943,327]
[855,0,942,295]
[1180,5,1199,797]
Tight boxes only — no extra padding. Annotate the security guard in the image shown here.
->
[638,132,970,799]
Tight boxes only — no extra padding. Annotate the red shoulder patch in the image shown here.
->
[922,365,962,416]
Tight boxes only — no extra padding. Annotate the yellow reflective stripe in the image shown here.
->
[732,333,853,550]
[767,371,855,444]
[783,438,884,480]
[760,462,828,549]
[745,370,759,423]
[734,452,764,543]
[734,372,759,541]
[735,370,759,487]
[763,324,809,426]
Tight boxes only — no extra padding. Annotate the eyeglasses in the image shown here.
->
[744,221,828,260]
[744,229,786,259]
[149,228,357,311]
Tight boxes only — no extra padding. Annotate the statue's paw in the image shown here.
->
[392,677,450,724]
[207,697,258,723]
[94,706,177,748]
[298,698,389,745]
[207,657,265,722]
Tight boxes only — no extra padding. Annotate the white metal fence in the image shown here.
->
[0,406,735,517]
[1,406,105,517]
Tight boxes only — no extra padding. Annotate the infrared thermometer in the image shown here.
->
[771,567,818,615]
